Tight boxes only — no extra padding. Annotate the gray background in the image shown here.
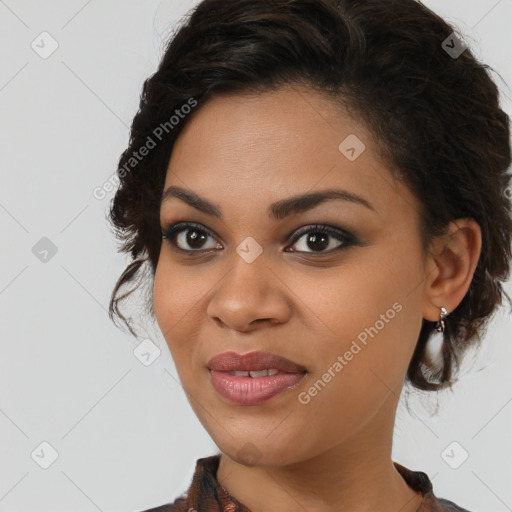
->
[0,1,511,511]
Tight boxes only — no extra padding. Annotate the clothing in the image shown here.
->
[141,454,472,512]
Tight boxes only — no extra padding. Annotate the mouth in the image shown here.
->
[206,350,307,406]
[206,350,307,373]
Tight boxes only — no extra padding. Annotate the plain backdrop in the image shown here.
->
[0,1,511,511]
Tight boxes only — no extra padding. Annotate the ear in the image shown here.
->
[422,218,482,322]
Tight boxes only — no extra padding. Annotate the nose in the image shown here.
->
[206,251,292,332]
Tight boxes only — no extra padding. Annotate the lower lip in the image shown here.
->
[209,370,306,405]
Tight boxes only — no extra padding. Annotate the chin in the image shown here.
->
[217,436,308,468]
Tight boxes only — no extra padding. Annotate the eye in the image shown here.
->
[162,222,222,252]
[286,224,356,254]
[161,222,358,255]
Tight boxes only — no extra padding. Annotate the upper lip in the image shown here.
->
[207,351,307,373]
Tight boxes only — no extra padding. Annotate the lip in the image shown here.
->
[207,351,307,406]
[206,350,307,373]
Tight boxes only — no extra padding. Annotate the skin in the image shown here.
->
[152,84,482,512]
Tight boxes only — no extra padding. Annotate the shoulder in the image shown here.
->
[393,462,474,512]
[138,495,190,512]
[416,482,475,512]
[136,454,221,512]
[435,496,473,512]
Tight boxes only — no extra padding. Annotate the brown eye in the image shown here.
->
[162,223,222,252]
[287,225,357,254]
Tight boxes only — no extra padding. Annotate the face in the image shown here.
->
[153,85,428,467]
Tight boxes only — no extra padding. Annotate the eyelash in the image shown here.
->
[161,222,359,256]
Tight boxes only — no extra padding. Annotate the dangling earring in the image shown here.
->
[436,307,448,333]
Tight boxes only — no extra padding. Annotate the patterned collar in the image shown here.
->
[145,454,471,512]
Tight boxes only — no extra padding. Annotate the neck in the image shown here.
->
[216,394,424,512]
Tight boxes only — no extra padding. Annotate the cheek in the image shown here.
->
[296,244,422,401]
[288,251,409,345]
[152,256,202,366]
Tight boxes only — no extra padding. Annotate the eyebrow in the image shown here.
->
[160,185,376,221]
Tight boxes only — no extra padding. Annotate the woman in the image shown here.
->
[108,0,512,510]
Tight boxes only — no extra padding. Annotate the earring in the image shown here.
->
[435,307,448,333]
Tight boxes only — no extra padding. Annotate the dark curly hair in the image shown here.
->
[107,0,512,391]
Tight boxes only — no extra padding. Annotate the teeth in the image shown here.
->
[249,369,269,378]
[228,369,280,377]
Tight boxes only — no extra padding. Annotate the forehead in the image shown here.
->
[163,85,417,223]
